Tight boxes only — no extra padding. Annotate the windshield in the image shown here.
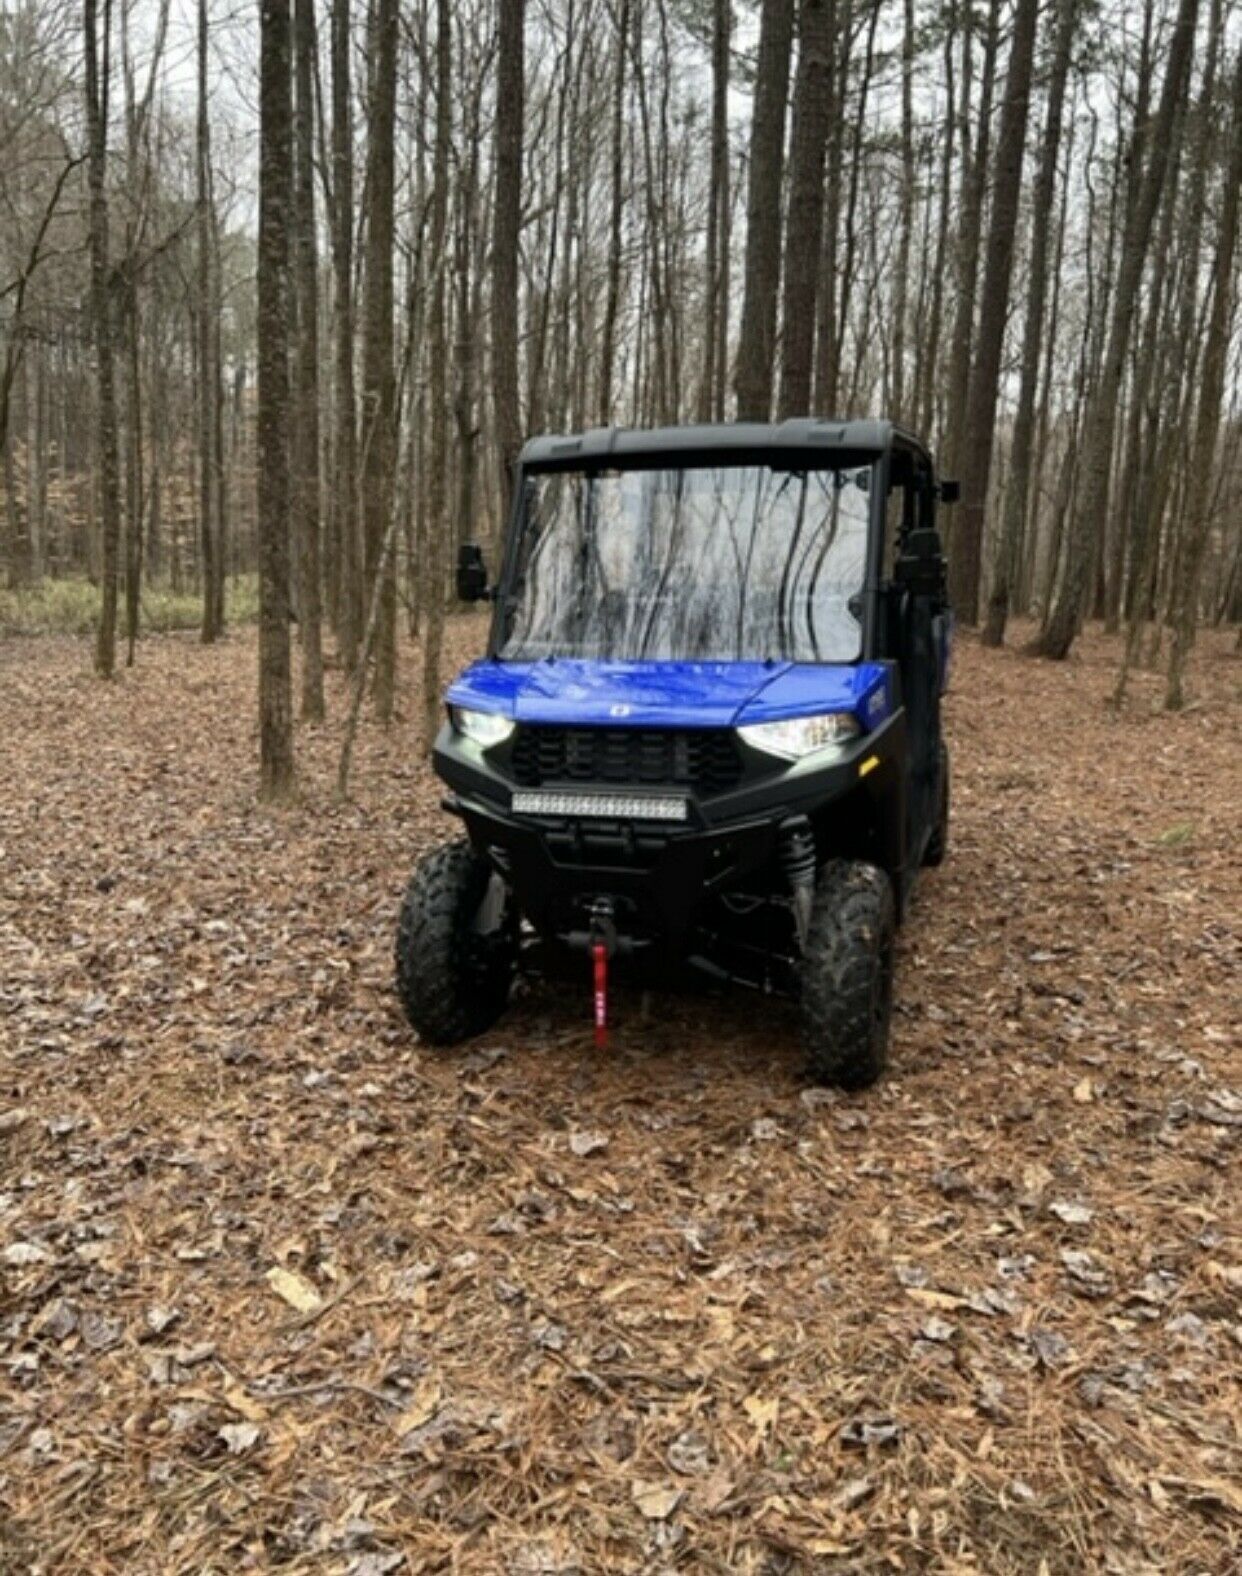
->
[498,463,875,663]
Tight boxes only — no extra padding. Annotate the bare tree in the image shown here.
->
[493,0,525,513]
[777,0,834,420]
[422,0,452,747]
[360,0,399,722]
[256,0,294,797]
[292,0,323,719]
[734,0,794,421]
[84,0,123,678]
[1166,46,1242,707]
[983,0,1078,646]
[950,0,1039,622]
[1036,0,1200,659]
[330,0,360,670]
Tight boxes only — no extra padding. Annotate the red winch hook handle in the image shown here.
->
[592,942,608,1049]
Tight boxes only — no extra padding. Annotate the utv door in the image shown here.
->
[885,450,946,872]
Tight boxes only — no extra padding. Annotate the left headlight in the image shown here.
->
[449,706,515,747]
[737,711,860,761]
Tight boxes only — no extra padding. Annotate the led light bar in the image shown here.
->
[511,790,689,822]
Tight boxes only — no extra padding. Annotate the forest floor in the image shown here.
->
[1,617,1239,1575]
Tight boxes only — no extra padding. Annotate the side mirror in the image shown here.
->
[456,543,489,602]
[939,478,961,505]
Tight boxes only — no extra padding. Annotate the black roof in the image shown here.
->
[519,418,931,469]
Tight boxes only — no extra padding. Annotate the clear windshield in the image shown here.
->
[498,463,875,663]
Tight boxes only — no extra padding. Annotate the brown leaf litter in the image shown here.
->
[0,618,1238,1572]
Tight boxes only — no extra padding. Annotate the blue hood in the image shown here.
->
[445,658,892,730]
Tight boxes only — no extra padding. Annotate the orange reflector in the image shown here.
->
[859,755,880,779]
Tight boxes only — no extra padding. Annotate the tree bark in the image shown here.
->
[698,0,730,422]
[734,0,795,421]
[292,0,324,719]
[950,0,1039,623]
[330,0,360,671]
[84,0,123,678]
[493,0,525,515]
[360,0,398,722]
[422,0,452,748]
[983,0,1078,645]
[941,0,1000,488]
[257,0,295,797]
[1166,46,1242,707]
[777,0,834,419]
[1035,0,1200,659]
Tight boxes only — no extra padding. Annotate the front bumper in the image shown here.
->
[433,714,904,949]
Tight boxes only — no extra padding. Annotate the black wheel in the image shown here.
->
[800,860,896,1090]
[394,839,516,1045]
[923,742,950,867]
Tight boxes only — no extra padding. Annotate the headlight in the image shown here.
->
[737,711,860,760]
[450,706,515,747]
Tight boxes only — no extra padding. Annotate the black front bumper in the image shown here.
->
[433,714,905,950]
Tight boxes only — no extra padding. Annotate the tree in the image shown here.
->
[950,0,1039,623]
[256,0,294,797]
[422,0,452,747]
[1035,0,1200,659]
[941,0,1000,488]
[1165,45,1242,707]
[84,0,123,678]
[292,0,323,719]
[493,0,525,515]
[359,0,398,723]
[698,0,730,423]
[330,0,360,671]
[197,0,224,645]
[777,0,834,420]
[734,0,795,421]
[983,0,1077,646]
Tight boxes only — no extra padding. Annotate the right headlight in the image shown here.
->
[449,705,515,748]
[737,711,860,761]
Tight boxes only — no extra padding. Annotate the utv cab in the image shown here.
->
[396,419,956,1088]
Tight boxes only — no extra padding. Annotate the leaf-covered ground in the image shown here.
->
[1,619,1238,1574]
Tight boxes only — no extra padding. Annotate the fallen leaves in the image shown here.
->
[264,1266,323,1314]
[0,621,1238,1574]
[631,1481,684,1521]
[392,1375,442,1438]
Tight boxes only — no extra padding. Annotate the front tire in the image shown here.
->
[800,860,896,1090]
[395,839,516,1045]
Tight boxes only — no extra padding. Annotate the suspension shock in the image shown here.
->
[780,816,816,949]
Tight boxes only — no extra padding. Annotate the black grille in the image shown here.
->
[511,726,743,797]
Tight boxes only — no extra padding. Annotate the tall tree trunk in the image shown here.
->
[257,0,295,797]
[423,0,452,747]
[1035,0,1200,659]
[493,0,525,515]
[84,0,122,678]
[941,0,1000,487]
[331,0,360,671]
[734,0,795,421]
[778,0,834,419]
[890,0,915,422]
[1166,47,1242,707]
[292,0,324,719]
[949,0,1039,623]
[598,0,629,425]
[197,0,223,644]
[360,0,398,722]
[698,0,729,422]
[983,0,1077,643]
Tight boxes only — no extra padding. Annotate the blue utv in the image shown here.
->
[395,420,956,1088]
